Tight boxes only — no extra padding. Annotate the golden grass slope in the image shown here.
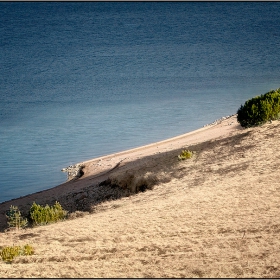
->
[1,119,280,277]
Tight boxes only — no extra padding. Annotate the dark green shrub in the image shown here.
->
[237,88,280,127]
[6,205,28,230]
[0,244,34,263]
[29,201,68,226]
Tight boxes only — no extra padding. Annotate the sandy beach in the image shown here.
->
[1,114,280,277]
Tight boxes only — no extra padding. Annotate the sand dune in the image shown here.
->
[1,115,280,277]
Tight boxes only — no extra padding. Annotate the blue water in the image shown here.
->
[1,2,280,203]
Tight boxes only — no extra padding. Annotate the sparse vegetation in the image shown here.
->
[237,88,280,127]
[6,205,28,230]
[29,201,68,226]
[0,244,34,263]
[178,149,193,160]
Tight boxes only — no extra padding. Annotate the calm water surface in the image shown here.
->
[0,2,280,202]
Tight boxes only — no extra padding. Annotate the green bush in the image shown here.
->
[29,201,68,226]
[178,149,193,160]
[6,205,28,230]
[0,244,34,263]
[237,88,280,127]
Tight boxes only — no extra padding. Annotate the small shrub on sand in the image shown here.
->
[21,244,34,256]
[0,244,34,263]
[178,149,193,160]
[6,205,28,230]
[29,201,68,226]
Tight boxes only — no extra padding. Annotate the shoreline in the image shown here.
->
[74,114,240,180]
[2,114,239,204]
[0,114,242,230]
[53,115,236,182]
[74,114,237,172]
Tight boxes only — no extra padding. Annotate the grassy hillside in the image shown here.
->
[1,119,280,277]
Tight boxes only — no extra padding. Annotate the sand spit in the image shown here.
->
[1,114,280,277]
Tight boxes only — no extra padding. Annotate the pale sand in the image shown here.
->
[1,114,280,277]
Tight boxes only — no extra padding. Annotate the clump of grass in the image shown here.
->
[29,201,68,226]
[0,244,34,263]
[21,244,34,256]
[6,205,28,230]
[178,149,193,160]
[107,172,158,194]
[68,211,90,220]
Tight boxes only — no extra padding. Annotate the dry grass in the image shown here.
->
[1,119,280,277]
